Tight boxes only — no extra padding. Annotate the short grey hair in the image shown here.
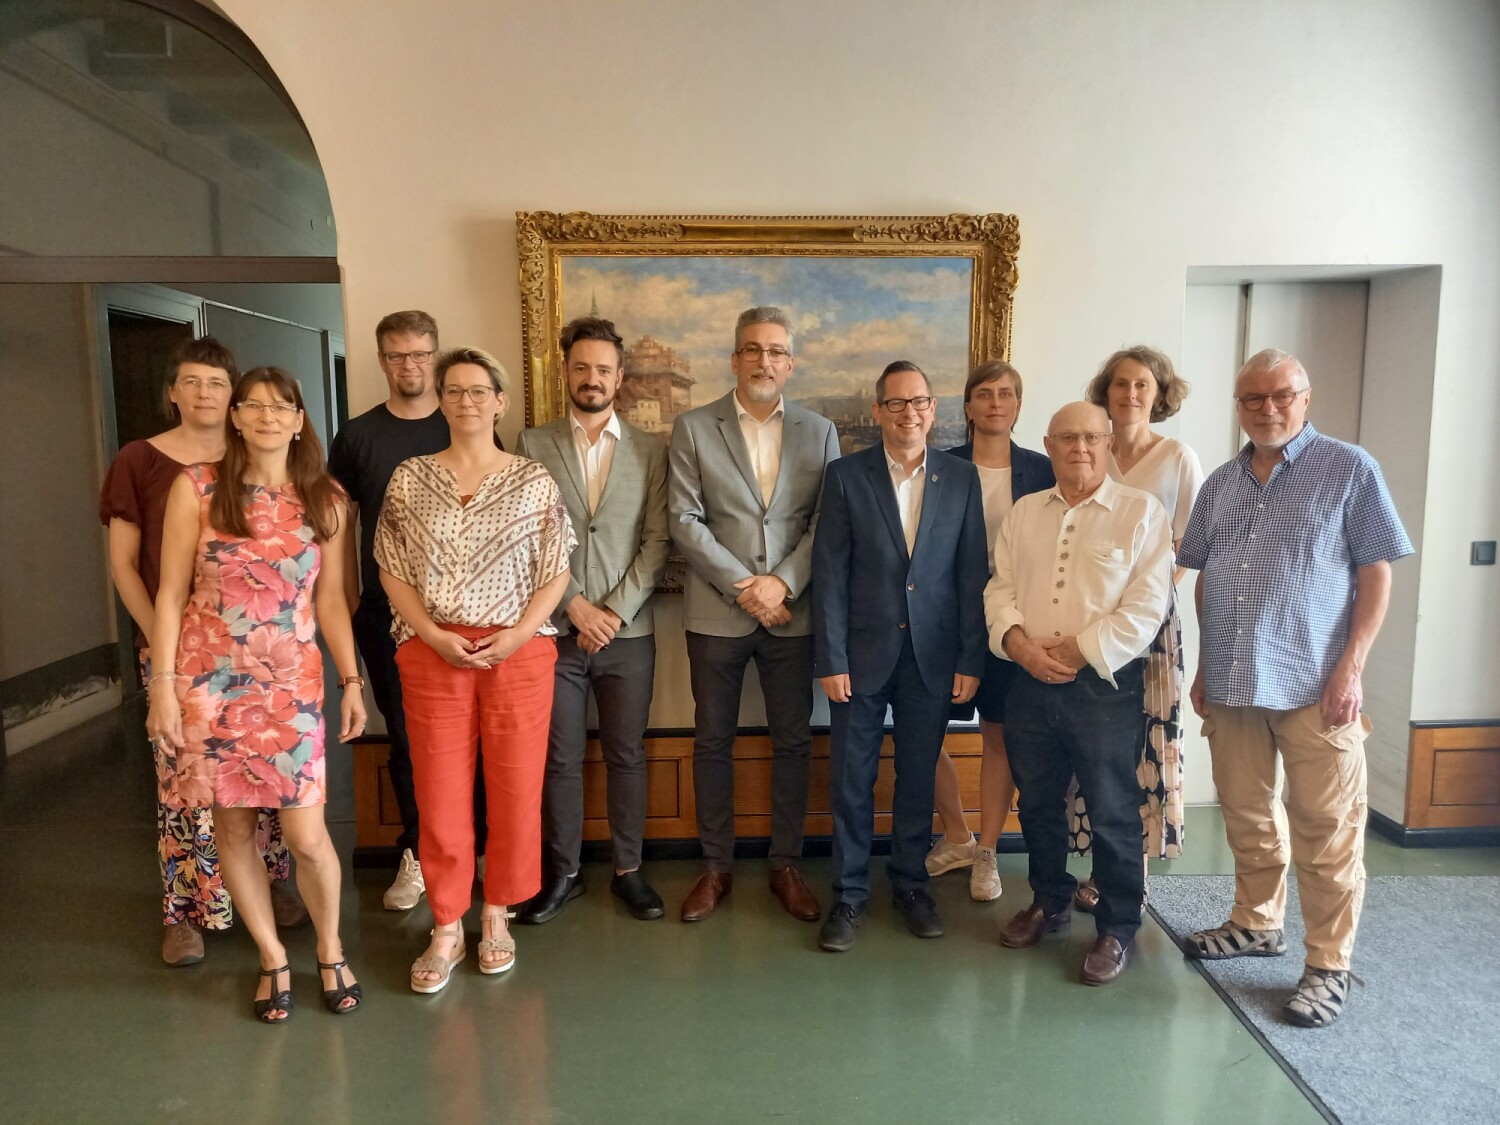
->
[735,306,794,351]
[1238,348,1309,387]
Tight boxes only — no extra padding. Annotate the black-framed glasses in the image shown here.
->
[879,395,935,412]
[381,350,435,366]
[735,344,792,364]
[1236,388,1307,410]
[443,385,496,404]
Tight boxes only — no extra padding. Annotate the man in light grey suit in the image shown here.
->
[514,316,671,925]
[669,305,841,924]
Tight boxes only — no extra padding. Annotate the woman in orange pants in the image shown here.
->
[375,347,574,993]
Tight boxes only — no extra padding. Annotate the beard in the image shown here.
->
[395,376,428,399]
[570,387,614,414]
[743,379,779,404]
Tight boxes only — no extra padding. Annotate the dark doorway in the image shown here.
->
[106,310,193,449]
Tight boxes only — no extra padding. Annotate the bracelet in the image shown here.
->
[149,673,179,685]
[338,675,365,689]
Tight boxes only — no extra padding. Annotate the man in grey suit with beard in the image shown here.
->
[514,316,671,925]
[668,306,841,925]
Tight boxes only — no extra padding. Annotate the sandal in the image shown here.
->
[410,927,465,994]
[319,958,363,1014]
[253,964,293,1024]
[478,910,517,975]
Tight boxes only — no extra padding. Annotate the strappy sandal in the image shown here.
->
[319,958,363,1014]
[253,964,293,1024]
[478,910,517,975]
[410,928,465,994]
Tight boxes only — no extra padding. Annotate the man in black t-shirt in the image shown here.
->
[328,310,452,910]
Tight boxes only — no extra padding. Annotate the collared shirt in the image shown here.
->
[734,392,784,506]
[985,475,1173,685]
[373,455,577,645]
[569,408,620,513]
[1178,423,1412,710]
[885,446,928,555]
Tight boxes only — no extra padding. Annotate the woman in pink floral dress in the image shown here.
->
[148,367,367,1023]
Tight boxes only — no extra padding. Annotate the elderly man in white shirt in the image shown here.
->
[986,401,1173,985]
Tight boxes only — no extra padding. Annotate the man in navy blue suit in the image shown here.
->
[813,361,990,951]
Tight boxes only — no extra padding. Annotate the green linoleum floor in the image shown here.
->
[2,707,1494,1124]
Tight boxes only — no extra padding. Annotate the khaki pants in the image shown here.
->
[1203,702,1371,971]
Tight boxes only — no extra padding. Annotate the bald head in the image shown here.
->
[1043,401,1111,500]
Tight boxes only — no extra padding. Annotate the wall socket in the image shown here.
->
[1473,541,1497,566]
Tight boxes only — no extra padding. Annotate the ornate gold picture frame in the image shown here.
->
[515,212,1020,444]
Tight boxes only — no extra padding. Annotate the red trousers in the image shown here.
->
[396,627,556,925]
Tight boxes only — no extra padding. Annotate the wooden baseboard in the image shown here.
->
[1404,721,1500,831]
[352,730,1018,850]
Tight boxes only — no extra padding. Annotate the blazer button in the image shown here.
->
[906,582,916,591]
[589,525,597,533]
[898,622,907,630]
[756,554,765,562]
[763,519,770,526]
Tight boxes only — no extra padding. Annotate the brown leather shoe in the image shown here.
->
[998,902,1071,949]
[768,865,821,921]
[680,872,733,922]
[270,878,310,929]
[1081,934,1135,985]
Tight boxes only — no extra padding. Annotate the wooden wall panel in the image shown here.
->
[1405,724,1500,830]
[352,728,1019,849]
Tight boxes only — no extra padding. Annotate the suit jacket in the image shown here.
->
[515,416,670,639]
[945,439,1056,502]
[668,391,840,637]
[813,444,989,698]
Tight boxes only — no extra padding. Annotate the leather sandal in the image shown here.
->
[319,958,363,1014]
[478,911,517,975]
[410,928,465,994]
[253,964,293,1024]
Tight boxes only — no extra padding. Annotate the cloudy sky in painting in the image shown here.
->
[560,255,973,409]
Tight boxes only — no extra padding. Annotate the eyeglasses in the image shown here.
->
[1236,388,1307,410]
[443,385,496,403]
[879,396,935,412]
[735,345,792,364]
[237,401,299,417]
[1049,431,1109,447]
[381,350,435,366]
[176,376,231,393]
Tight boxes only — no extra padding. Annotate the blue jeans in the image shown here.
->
[1005,661,1147,940]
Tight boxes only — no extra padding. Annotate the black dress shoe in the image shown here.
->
[517,872,585,925]
[892,888,945,939]
[610,870,664,920]
[818,901,867,952]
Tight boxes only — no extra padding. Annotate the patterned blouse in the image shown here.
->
[374,455,577,645]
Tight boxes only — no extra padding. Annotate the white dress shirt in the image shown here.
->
[569,408,621,513]
[885,446,928,555]
[984,475,1173,685]
[734,392,784,506]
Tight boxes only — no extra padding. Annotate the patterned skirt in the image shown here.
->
[1067,587,1186,859]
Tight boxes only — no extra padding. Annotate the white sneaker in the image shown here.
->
[924,835,978,876]
[384,848,425,911]
[969,846,1001,901]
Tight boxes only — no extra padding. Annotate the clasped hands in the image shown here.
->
[1003,626,1087,684]
[424,625,529,669]
[566,594,623,654]
[734,574,791,628]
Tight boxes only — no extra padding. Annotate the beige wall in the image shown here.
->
[215,0,1500,749]
[0,285,114,678]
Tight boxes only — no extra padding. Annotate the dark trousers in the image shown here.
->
[1005,661,1147,940]
[685,629,814,871]
[354,600,486,859]
[828,637,950,907]
[542,633,655,876]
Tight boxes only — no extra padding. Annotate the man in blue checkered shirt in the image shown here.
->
[1176,348,1412,1029]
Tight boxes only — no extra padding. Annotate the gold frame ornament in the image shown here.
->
[514,211,1020,426]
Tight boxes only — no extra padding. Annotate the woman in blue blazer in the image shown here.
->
[926,360,1054,901]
